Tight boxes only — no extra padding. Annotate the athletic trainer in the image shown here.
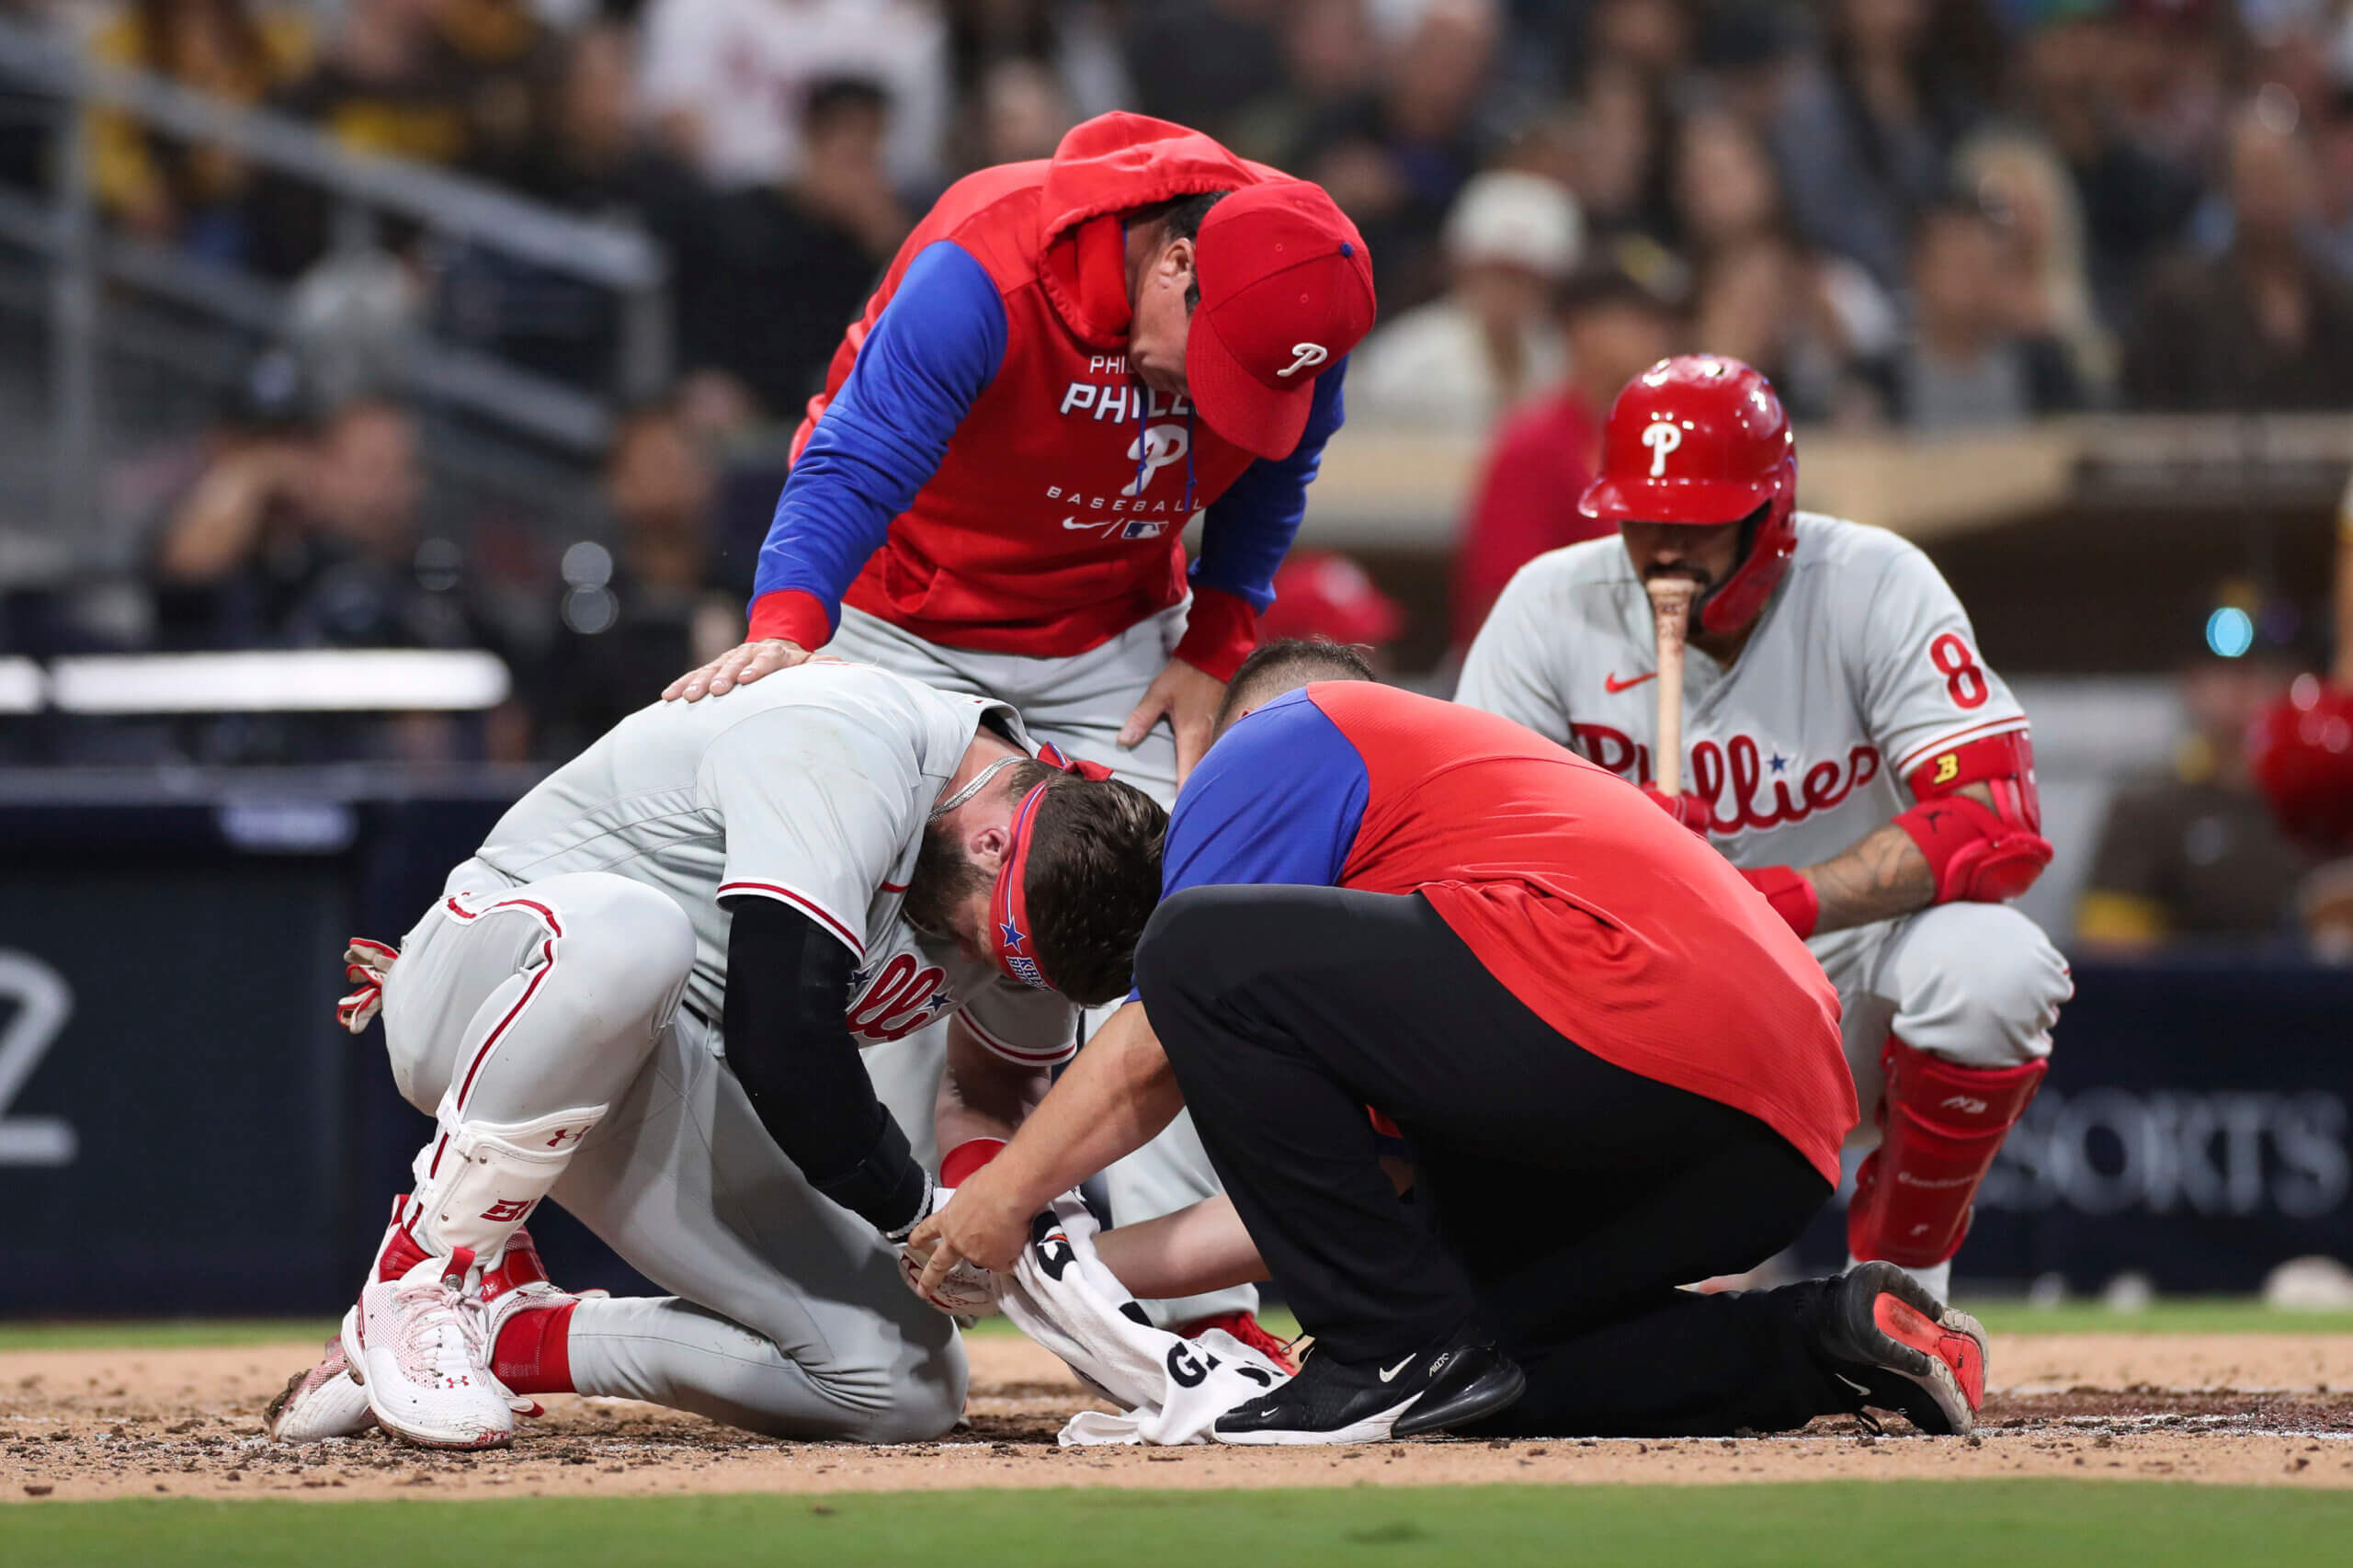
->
[915,644,1994,1443]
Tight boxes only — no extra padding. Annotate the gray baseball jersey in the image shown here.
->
[1456,512,2028,871]
[470,660,1077,1065]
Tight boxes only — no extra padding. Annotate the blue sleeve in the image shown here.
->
[748,241,1008,624]
[1188,356,1348,611]
[1161,687,1368,894]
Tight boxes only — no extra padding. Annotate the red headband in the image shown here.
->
[988,743,1112,990]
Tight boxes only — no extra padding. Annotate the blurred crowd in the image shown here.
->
[59,0,2353,430]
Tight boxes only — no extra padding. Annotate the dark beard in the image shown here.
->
[904,819,990,937]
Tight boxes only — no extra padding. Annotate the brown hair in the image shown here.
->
[1012,763,1168,1007]
[1213,638,1378,733]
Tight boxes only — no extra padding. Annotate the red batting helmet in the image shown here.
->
[2248,676,2353,852]
[1259,551,1405,648]
[1578,354,1798,636]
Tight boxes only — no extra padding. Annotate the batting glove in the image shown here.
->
[336,937,399,1034]
[1641,786,1714,836]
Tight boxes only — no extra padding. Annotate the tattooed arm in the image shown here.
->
[1799,783,1995,935]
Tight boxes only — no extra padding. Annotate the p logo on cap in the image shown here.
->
[1278,342,1330,379]
[1182,183,1377,460]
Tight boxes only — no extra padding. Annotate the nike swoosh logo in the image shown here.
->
[1836,1373,1873,1397]
[1060,516,1092,529]
[1604,672,1657,694]
[1378,1355,1415,1383]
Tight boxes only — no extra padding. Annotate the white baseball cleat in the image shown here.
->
[342,1245,517,1450]
[263,1335,376,1443]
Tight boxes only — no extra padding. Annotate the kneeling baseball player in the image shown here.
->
[914,642,1992,1444]
[1456,355,2074,1300]
[267,660,1164,1449]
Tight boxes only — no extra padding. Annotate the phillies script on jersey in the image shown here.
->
[1457,512,2029,873]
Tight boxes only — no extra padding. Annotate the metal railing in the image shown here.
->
[0,12,670,553]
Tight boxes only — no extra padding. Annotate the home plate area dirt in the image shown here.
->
[5,1334,2350,1502]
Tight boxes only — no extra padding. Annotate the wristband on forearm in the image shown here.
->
[1893,793,2053,903]
[939,1137,1006,1189]
[1741,863,1821,939]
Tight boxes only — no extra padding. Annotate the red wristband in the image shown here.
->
[1740,864,1820,939]
[1893,795,2053,903]
[939,1137,1006,1189]
[1171,585,1258,683]
[745,588,835,649]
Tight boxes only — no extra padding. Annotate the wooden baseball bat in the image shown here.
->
[1646,578,1695,796]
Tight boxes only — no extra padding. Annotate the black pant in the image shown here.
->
[1138,883,1853,1437]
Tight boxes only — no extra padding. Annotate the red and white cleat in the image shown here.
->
[263,1335,376,1443]
[343,1246,516,1450]
[1177,1310,1302,1377]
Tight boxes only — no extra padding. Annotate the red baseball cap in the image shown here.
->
[1260,551,1404,647]
[1185,183,1377,460]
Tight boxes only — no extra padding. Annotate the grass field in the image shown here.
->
[6,1299,2351,1351]
[11,1483,2353,1568]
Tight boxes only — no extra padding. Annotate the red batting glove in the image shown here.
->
[1741,865,1821,939]
[1642,786,1714,837]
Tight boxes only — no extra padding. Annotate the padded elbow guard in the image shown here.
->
[1898,732,2052,904]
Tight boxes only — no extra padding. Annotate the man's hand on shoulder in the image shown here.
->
[664,639,812,702]
[1119,657,1226,785]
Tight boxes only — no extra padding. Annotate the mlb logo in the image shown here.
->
[1121,520,1166,540]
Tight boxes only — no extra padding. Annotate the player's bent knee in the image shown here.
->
[847,1377,964,1445]
[1892,903,2071,1070]
[800,1351,965,1445]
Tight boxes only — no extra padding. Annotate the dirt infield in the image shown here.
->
[5,1333,2349,1503]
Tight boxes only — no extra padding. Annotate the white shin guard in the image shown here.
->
[409,1104,606,1265]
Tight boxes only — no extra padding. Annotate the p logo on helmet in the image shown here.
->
[1642,420,1682,477]
[1578,354,1801,638]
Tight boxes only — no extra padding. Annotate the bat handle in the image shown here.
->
[1654,651,1684,795]
[1646,582,1692,797]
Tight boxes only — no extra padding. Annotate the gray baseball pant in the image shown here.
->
[381,862,965,1440]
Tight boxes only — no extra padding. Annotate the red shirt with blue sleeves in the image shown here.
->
[1158,683,1858,1186]
[748,114,1348,683]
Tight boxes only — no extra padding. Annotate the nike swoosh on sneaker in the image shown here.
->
[1379,1355,1415,1383]
[1604,672,1657,694]
[1836,1372,1873,1397]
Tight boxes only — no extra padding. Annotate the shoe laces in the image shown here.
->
[391,1252,492,1381]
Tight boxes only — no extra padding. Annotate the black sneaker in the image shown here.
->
[1212,1335,1526,1446]
[1812,1261,1989,1437]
